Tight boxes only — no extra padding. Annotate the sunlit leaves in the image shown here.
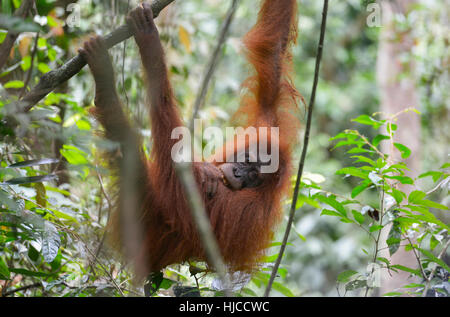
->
[60,145,89,165]
[4,80,24,88]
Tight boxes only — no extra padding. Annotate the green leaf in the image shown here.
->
[389,265,421,276]
[60,145,89,165]
[321,209,343,218]
[295,195,320,209]
[317,195,347,216]
[390,188,405,204]
[4,80,24,88]
[351,115,384,129]
[332,139,364,150]
[242,287,258,296]
[408,190,426,204]
[37,62,51,74]
[417,199,448,211]
[347,147,372,154]
[369,224,383,232]
[351,155,376,166]
[272,281,294,297]
[376,257,390,267]
[0,257,10,280]
[47,15,59,28]
[403,283,424,289]
[337,270,358,283]
[37,38,47,48]
[394,143,411,159]
[330,131,358,141]
[352,209,365,225]
[75,119,91,131]
[8,158,59,168]
[9,268,55,277]
[0,174,57,185]
[405,205,449,230]
[383,292,403,297]
[21,55,31,71]
[351,180,371,198]
[385,175,414,185]
[372,134,390,147]
[336,167,368,179]
[416,248,450,272]
[418,171,443,182]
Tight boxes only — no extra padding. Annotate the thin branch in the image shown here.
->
[175,162,232,297]
[14,0,175,113]
[364,180,385,297]
[189,0,239,129]
[19,31,39,98]
[2,282,41,297]
[426,176,449,196]
[0,0,34,69]
[422,238,450,297]
[405,235,427,280]
[264,0,329,297]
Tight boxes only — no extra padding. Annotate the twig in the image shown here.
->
[405,236,427,279]
[14,0,175,113]
[175,162,232,297]
[2,282,41,297]
[77,234,125,297]
[426,176,449,196]
[0,0,34,69]
[264,0,329,297]
[19,31,39,98]
[364,181,385,297]
[189,0,239,129]
[422,239,450,297]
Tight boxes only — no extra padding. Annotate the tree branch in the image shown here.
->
[16,0,175,113]
[264,0,329,297]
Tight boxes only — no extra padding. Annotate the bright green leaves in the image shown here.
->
[351,114,385,129]
[326,113,449,296]
[393,143,411,159]
[60,145,89,165]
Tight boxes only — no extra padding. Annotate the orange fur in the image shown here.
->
[106,0,301,276]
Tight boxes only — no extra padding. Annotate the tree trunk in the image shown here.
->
[376,0,421,295]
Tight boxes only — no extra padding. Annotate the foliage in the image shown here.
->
[0,0,448,297]
[316,112,449,296]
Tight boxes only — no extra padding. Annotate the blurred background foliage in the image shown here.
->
[0,0,448,296]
